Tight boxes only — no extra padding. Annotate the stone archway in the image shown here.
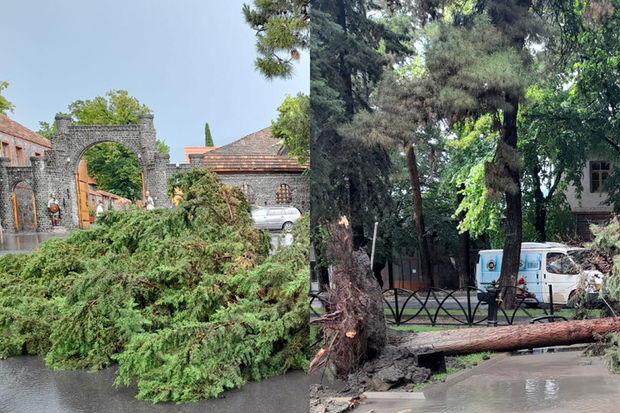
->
[31,114,170,231]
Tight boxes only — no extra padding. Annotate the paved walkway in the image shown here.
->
[361,350,620,412]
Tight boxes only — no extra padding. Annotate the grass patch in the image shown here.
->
[411,351,493,391]
[389,325,456,332]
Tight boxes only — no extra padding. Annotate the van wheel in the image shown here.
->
[282,221,293,232]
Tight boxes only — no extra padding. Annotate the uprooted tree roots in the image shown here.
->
[310,216,386,376]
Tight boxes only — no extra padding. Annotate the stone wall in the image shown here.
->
[218,173,309,213]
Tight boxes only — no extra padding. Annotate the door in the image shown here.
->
[12,183,37,232]
[543,252,580,304]
[521,253,543,302]
[76,173,91,229]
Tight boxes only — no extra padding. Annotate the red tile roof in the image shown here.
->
[202,126,308,173]
[203,154,307,173]
[184,146,218,163]
[0,114,51,149]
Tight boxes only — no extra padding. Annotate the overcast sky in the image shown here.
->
[1,0,309,163]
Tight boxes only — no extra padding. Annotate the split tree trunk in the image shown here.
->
[406,145,434,288]
[404,317,620,355]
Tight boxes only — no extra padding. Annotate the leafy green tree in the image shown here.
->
[272,93,309,164]
[204,122,214,147]
[243,0,310,78]
[38,90,169,200]
[0,81,15,114]
[419,0,579,307]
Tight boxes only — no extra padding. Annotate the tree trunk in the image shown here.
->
[387,261,394,290]
[457,186,471,289]
[531,162,547,242]
[310,217,387,375]
[404,317,620,355]
[406,145,434,288]
[499,96,523,309]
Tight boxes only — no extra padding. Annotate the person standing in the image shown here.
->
[95,200,105,217]
[145,191,155,211]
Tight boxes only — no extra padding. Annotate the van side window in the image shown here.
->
[546,253,579,275]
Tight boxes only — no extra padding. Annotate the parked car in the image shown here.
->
[475,242,603,306]
[251,206,301,231]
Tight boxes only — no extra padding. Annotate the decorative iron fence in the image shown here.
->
[311,285,572,327]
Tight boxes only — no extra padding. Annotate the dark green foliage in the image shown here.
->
[588,217,620,372]
[243,0,310,78]
[204,122,214,147]
[0,169,309,403]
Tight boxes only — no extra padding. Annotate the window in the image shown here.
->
[1,141,10,159]
[240,184,256,204]
[590,161,610,193]
[546,253,579,275]
[14,146,25,166]
[275,183,292,204]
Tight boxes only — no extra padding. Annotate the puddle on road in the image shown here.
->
[0,233,67,256]
[0,356,307,413]
[510,345,589,356]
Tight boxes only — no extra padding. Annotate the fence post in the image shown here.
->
[486,287,499,327]
[467,287,472,326]
[549,284,554,317]
[393,288,401,326]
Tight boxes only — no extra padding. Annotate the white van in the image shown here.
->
[475,242,602,306]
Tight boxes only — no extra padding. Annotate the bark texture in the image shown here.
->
[403,317,620,355]
[310,217,387,375]
[406,145,434,288]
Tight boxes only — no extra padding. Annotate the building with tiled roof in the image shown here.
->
[184,146,218,163]
[186,126,309,212]
[0,113,50,167]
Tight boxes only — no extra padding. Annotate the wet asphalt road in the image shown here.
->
[360,350,620,413]
[0,230,306,412]
[0,356,308,413]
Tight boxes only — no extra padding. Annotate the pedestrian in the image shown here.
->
[96,200,105,217]
[145,191,155,211]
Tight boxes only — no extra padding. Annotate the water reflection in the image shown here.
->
[0,356,307,413]
[0,232,67,256]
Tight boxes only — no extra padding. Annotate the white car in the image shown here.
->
[251,207,301,231]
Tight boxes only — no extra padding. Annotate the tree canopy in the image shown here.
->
[243,0,310,78]
[0,81,15,115]
[272,93,310,164]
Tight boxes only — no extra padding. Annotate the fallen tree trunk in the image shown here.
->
[404,317,620,354]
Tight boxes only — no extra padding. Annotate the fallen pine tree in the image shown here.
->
[403,317,620,354]
[0,169,309,403]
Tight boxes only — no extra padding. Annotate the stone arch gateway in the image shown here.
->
[0,114,171,232]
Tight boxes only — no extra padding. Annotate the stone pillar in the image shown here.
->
[55,115,73,134]
[0,157,16,232]
[150,153,171,208]
[189,154,204,166]
[139,114,157,149]
[30,156,53,231]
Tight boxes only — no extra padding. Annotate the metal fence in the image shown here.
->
[311,285,570,327]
